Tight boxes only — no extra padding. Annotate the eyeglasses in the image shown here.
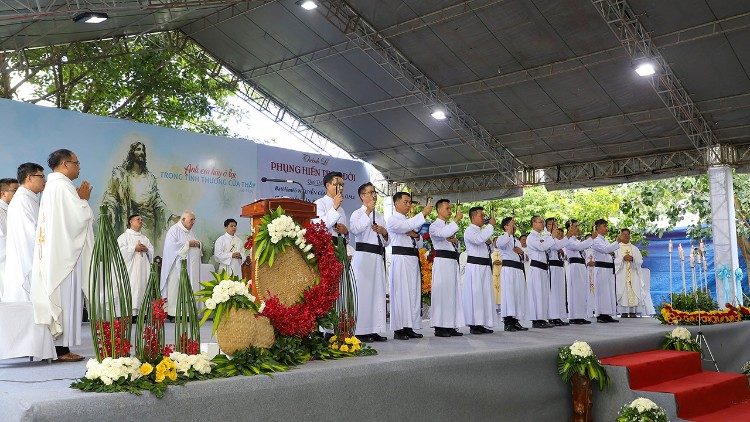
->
[30,174,45,178]
[65,160,80,166]
[361,190,377,196]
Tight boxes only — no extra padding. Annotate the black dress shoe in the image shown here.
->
[549,319,563,326]
[393,330,410,340]
[406,329,423,339]
[596,315,609,323]
[434,328,451,338]
[513,320,529,331]
[469,325,485,334]
[448,328,464,336]
[532,320,553,328]
[480,326,494,334]
[504,323,519,332]
[581,319,592,324]
[356,335,373,343]
[569,319,584,325]
[370,333,388,342]
[557,319,570,326]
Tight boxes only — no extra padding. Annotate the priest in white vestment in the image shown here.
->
[526,216,569,329]
[519,234,530,275]
[548,228,570,326]
[429,199,464,337]
[563,220,595,324]
[591,219,621,323]
[350,182,389,342]
[314,172,351,253]
[462,207,496,334]
[0,178,18,300]
[117,214,154,315]
[31,150,92,362]
[3,163,45,303]
[615,228,646,318]
[213,218,245,277]
[161,211,202,316]
[495,217,529,332]
[387,192,430,340]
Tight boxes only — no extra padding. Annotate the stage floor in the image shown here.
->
[2,317,747,421]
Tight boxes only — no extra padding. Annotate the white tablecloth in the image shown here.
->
[0,302,57,360]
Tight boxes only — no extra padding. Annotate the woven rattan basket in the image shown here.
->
[216,308,275,355]
[255,247,318,305]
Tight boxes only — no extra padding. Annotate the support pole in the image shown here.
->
[708,165,741,305]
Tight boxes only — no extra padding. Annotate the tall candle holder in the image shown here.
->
[678,243,686,294]
[690,248,697,292]
[668,239,674,304]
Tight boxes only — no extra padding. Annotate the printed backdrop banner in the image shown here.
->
[0,98,265,263]
[256,144,369,218]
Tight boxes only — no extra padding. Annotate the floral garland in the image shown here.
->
[557,341,610,391]
[254,206,315,267]
[259,219,342,337]
[419,248,432,305]
[659,303,745,325]
[661,327,701,352]
[617,397,668,422]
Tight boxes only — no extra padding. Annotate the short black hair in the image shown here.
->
[224,218,237,227]
[392,191,411,203]
[435,198,450,209]
[519,234,528,239]
[545,217,556,225]
[17,162,44,184]
[0,178,18,193]
[127,214,140,228]
[565,219,578,230]
[357,182,374,197]
[469,206,484,219]
[594,219,608,229]
[530,215,542,224]
[501,216,514,229]
[47,149,74,170]
[323,171,343,187]
[620,228,631,234]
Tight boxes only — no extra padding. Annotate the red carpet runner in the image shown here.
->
[601,350,750,421]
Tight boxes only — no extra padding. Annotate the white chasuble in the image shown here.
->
[118,229,154,314]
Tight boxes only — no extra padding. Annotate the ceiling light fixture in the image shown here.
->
[634,62,656,77]
[431,110,447,120]
[296,0,318,10]
[72,11,109,24]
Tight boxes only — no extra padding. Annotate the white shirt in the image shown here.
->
[314,195,349,237]
[464,223,494,258]
[429,218,459,251]
[350,206,388,247]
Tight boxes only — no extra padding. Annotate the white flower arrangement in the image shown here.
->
[205,279,255,310]
[84,357,143,386]
[169,352,213,375]
[617,397,668,422]
[267,214,312,257]
[569,340,593,358]
[670,327,692,341]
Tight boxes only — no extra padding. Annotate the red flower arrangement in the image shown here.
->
[179,332,200,355]
[94,319,131,358]
[260,221,342,337]
[141,298,168,361]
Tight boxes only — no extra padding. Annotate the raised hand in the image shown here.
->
[77,180,93,200]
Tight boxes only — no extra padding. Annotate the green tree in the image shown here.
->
[0,31,237,136]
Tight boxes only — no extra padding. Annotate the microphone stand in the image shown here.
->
[260,177,306,201]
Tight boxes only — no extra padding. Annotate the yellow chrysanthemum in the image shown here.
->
[167,369,177,382]
[345,337,353,344]
[351,337,361,345]
[139,363,153,376]
[155,369,166,383]
[340,345,349,352]
[329,343,339,350]
[328,335,337,343]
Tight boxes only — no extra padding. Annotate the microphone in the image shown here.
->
[260,177,306,201]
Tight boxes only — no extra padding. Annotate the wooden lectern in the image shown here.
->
[240,198,317,293]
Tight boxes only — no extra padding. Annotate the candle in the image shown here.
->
[703,256,708,270]
[678,243,684,260]
[689,252,695,267]
[668,239,673,253]
[695,251,702,263]
[699,239,705,253]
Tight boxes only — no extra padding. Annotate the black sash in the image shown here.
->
[434,249,459,261]
[548,259,564,267]
[355,242,384,256]
[503,260,525,271]
[568,257,586,265]
[467,256,491,267]
[595,261,614,268]
[392,246,419,257]
[530,259,548,271]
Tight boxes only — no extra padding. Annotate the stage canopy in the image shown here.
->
[2,0,749,200]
